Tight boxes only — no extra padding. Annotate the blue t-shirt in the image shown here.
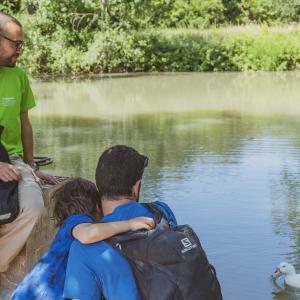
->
[12,213,94,300]
[101,201,177,227]
[63,201,177,300]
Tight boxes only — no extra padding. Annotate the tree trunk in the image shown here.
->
[101,0,108,20]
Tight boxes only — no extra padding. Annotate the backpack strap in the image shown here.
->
[108,203,170,247]
[142,203,171,228]
[210,264,223,300]
[142,203,163,223]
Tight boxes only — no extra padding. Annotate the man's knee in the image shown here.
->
[21,196,45,219]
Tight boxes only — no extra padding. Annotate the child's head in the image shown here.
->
[51,177,101,227]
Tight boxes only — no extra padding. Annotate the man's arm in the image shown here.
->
[0,162,20,182]
[20,111,33,166]
[20,111,58,184]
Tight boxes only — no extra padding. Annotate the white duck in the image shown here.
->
[272,262,300,289]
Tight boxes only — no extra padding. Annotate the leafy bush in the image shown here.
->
[2,0,300,74]
[17,26,300,75]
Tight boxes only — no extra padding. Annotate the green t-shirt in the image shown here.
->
[0,66,36,157]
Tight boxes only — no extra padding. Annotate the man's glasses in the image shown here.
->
[0,33,23,51]
[142,155,149,168]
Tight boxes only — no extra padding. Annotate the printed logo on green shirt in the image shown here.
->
[0,67,36,157]
[1,97,16,107]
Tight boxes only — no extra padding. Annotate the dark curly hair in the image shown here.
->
[51,177,101,227]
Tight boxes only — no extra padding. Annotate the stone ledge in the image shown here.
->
[0,187,57,298]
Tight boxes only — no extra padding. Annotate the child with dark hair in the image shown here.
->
[12,177,154,300]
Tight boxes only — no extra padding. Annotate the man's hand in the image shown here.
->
[35,170,59,185]
[0,162,21,182]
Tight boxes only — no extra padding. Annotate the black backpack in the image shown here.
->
[0,126,19,225]
[108,203,223,300]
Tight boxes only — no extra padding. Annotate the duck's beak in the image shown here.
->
[272,268,282,279]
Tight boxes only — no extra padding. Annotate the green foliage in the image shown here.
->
[106,0,225,29]
[222,0,300,25]
[102,0,300,28]
[169,0,224,28]
[0,0,20,14]
[1,0,300,74]
[17,26,300,75]
[106,0,173,29]
[4,0,300,30]
[227,29,300,71]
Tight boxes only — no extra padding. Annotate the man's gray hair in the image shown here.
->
[0,11,22,35]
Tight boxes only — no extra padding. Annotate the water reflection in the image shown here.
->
[271,278,300,300]
[271,165,300,267]
[32,112,255,180]
[31,72,300,300]
[32,72,300,118]
[273,290,300,300]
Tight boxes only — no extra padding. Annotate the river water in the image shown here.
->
[31,72,300,300]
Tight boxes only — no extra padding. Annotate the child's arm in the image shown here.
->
[72,217,155,244]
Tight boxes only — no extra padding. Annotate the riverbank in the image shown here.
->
[19,25,300,76]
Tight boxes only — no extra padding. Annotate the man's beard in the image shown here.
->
[0,53,18,67]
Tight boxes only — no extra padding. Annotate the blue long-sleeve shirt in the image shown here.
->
[12,213,94,300]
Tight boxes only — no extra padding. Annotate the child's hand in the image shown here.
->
[128,217,155,231]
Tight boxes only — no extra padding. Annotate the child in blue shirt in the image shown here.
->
[12,177,154,300]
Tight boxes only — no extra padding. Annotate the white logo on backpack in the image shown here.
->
[181,238,197,253]
[181,238,192,248]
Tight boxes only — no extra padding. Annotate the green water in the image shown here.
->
[31,72,300,300]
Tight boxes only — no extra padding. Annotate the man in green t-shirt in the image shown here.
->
[0,12,56,274]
